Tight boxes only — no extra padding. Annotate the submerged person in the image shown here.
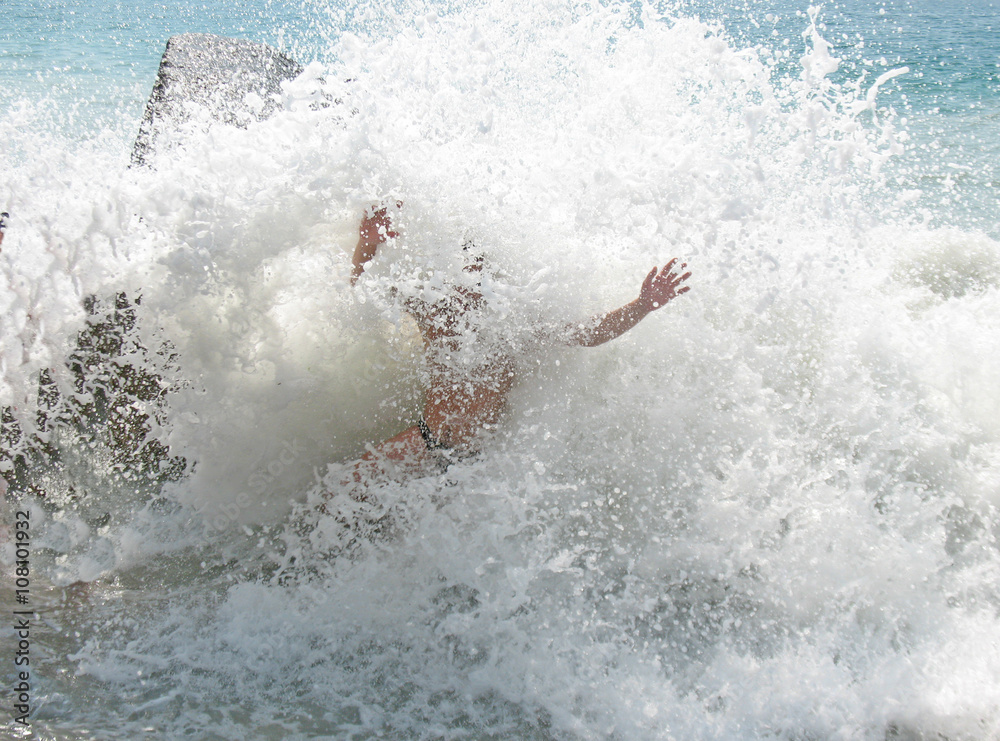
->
[345,203,691,481]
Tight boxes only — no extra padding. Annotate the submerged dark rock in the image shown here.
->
[2,34,303,506]
[132,33,303,166]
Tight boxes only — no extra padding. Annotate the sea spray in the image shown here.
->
[1,0,999,738]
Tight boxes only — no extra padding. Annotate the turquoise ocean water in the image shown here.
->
[2,0,998,233]
[2,1,1000,739]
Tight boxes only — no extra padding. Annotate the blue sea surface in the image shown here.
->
[2,0,997,234]
[0,0,312,141]
[697,0,1000,234]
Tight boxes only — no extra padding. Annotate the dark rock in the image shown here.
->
[132,33,303,166]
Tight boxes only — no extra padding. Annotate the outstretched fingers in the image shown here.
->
[661,261,691,289]
[642,259,692,310]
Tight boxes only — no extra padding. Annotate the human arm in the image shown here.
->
[350,205,397,285]
[568,259,691,347]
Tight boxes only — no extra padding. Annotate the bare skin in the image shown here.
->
[346,204,691,480]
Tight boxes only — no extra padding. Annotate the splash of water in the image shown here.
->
[2,0,999,738]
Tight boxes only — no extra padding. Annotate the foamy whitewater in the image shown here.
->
[2,0,1000,738]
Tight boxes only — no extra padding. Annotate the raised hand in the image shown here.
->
[567,259,692,347]
[351,204,400,285]
[637,259,691,314]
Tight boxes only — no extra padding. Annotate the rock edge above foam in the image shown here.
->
[132,33,303,166]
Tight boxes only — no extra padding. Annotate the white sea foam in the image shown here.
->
[2,0,999,738]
